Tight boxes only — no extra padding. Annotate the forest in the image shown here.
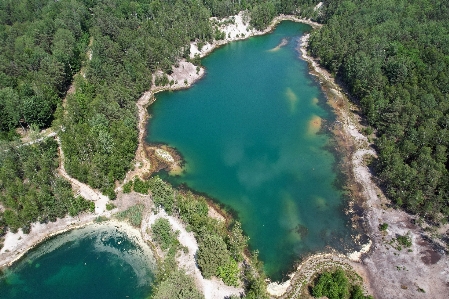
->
[0,0,318,209]
[1,0,448,298]
[308,0,449,222]
[0,139,94,234]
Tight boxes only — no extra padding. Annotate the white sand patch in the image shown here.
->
[190,12,321,60]
[267,274,294,296]
[314,2,324,11]
[155,148,175,163]
[0,214,97,267]
[347,240,372,262]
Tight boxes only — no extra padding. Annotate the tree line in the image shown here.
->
[308,0,449,222]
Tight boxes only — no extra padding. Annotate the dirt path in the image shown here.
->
[146,210,243,299]
[55,137,109,214]
[0,135,112,267]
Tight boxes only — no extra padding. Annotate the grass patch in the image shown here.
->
[106,203,116,211]
[115,204,145,227]
[95,216,109,222]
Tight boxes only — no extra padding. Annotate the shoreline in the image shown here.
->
[129,12,375,296]
[275,31,449,299]
[0,12,343,298]
[2,10,447,299]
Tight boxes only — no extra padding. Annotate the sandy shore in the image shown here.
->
[3,10,447,299]
[273,32,449,299]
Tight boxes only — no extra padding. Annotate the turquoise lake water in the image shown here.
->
[0,225,155,299]
[146,21,355,279]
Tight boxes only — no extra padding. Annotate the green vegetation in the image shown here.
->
[147,177,175,214]
[133,177,150,195]
[0,139,93,233]
[196,229,232,278]
[379,223,388,231]
[151,218,179,250]
[106,203,116,211]
[389,233,412,251]
[396,234,412,248]
[152,268,204,299]
[115,204,144,227]
[58,0,214,195]
[0,0,323,235]
[0,0,89,140]
[312,269,373,299]
[0,138,95,234]
[122,180,133,193]
[308,0,449,222]
[143,177,267,295]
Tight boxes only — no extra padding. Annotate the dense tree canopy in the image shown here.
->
[0,0,90,139]
[312,269,373,299]
[309,0,449,221]
[0,139,94,233]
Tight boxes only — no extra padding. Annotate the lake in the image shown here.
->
[0,224,155,299]
[147,21,355,280]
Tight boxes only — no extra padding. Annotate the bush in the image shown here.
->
[196,230,231,279]
[122,180,133,193]
[106,203,116,211]
[227,221,248,262]
[151,218,179,250]
[133,178,150,194]
[217,258,240,286]
[312,269,350,299]
[152,270,203,299]
[148,176,175,214]
[312,269,373,299]
[379,223,388,231]
[396,234,412,248]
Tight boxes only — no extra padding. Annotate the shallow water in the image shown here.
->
[0,224,155,299]
[146,21,355,280]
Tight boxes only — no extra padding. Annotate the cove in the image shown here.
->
[146,21,355,279]
[0,224,155,299]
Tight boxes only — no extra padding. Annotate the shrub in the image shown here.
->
[122,180,133,193]
[196,230,230,279]
[106,203,116,211]
[312,269,349,299]
[152,270,203,299]
[312,269,373,299]
[396,234,412,248]
[133,178,150,194]
[379,223,388,231]
[151,218,179,250]
[148,176,174,214]
[217,258,240,286]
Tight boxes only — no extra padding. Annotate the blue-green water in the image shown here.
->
[0,224,155,299]
[147,21,354,279]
